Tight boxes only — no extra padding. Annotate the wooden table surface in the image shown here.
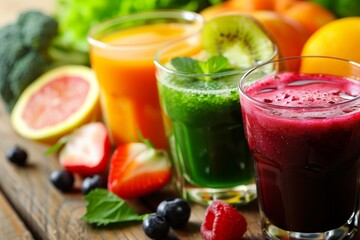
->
[0,1,359,240]
[0,1,263,239]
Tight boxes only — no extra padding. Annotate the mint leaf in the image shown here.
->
[171,57,200,74]
[82,189,148,227]
[198,55,233,74]
[170,55,234,77]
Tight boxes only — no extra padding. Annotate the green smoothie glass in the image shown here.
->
[155,33,278,205]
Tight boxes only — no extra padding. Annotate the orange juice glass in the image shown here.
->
[88,10,204,148]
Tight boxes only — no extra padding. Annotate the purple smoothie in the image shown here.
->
[241,73,360,232]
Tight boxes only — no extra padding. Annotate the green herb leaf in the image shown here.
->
[44,136,69,156]
[170,55,234,76]
[198,55,233,74]
[171,57,201,74]
[82,189,148,227]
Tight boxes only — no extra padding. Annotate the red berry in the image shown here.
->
[108,142,171,199]
[59,122,111,176]
[201,201,247,240]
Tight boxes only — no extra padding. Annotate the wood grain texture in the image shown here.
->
[1,1,359,239]
[0,102,146,239]
[0,100,264,239]
[0,1,263,239]
[0,191,33,240]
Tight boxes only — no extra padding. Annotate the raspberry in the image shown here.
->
[200,201,247,240]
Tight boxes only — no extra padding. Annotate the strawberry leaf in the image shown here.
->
[44,136,68,156]
[136,130,154,149]
[82,189,148,226]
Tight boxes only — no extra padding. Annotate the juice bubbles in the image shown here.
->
[88,11,204,148]
[239,56,360,239]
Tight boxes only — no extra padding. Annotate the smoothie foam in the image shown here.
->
[247,73,360,117]
[158,73,240,121]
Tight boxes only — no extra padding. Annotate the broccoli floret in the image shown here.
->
[0,60,14,107]
[0,10,58,112]
[9,51,47,98]
[0,25,27,65]
[0,24,27,108]
[17,10,58,51]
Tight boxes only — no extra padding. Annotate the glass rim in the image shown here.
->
[154,40,278,78]
[87,9,205,50]
[238,55,360,110]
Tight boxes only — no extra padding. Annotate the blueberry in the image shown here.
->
[6,145,28,166]
[156,198,191,229]
[50,169,74,192]
[81,175,103,195]
[142,213,169,239]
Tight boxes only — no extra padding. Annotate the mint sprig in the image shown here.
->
[198,55,234,74]
[171,57,201,73]
[171,55,234,77]
[82,189,148,227]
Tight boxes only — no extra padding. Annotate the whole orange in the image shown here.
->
[227,0,274,11]
[251,11,310,70]
[302,17,360,60]
[199,1,244,19]
[273,0,299,12]
[301,17,360,75]
[283,1,336,35]
[199,0,273,19]
[200,0,300,18]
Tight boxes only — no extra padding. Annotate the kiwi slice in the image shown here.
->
[201,14,276,69]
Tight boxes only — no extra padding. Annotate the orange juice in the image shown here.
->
[88,11,203,148]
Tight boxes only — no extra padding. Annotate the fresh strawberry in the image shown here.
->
[59,122,111,176]
[201,200,247,240]
[107,142,171,199]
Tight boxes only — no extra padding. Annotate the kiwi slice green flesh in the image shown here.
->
[201,14,275,69]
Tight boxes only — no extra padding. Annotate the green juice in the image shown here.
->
[158,72,254,188]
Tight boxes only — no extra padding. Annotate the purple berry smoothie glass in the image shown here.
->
[239,56,360,239]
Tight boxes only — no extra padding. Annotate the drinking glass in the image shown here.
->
[88,10,204,148]
[155,34,278,205]
[239,56,360,239]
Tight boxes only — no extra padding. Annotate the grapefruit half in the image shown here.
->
[11,65,101,144]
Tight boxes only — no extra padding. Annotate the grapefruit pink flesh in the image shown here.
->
[23,76,90,129]
[11,65,100,144]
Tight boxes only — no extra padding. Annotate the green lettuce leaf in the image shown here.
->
[54,0,225,55]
